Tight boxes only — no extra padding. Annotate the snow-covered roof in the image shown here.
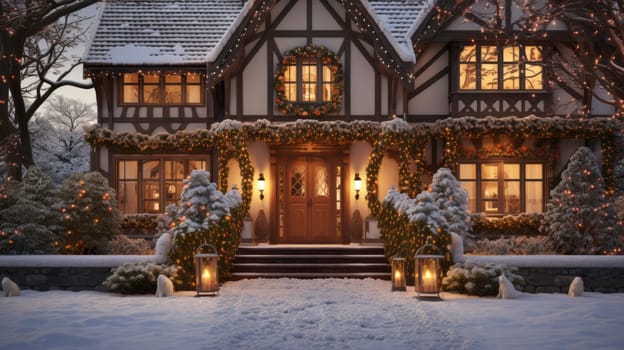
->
[83,0,244,65]
[84,0,437,67]
[366,0,435,62]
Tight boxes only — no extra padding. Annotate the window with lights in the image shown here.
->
[458,162,544,215]
[121,73,203,105]
[116,157,209,214]
[275,45,343,117]
[459,44,543,91]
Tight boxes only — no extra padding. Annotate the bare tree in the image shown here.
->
[31,96,94,183]
[0,0,98,180]
[462,0,624,117]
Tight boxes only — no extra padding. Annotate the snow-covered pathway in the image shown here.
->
[1,278,623,350]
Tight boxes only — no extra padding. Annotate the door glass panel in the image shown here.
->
[315,165,328,197]
[290,166,305,196]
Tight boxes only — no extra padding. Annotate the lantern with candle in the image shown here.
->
[414,238,443,300]
[194,243,219,296]
[391,256,406,291]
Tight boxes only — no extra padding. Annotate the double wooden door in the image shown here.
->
[281,155,339,243]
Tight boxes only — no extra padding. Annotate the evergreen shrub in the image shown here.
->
[102,261,177,294]
[442,261,524,296]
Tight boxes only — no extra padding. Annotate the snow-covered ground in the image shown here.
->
[1,278,623,350]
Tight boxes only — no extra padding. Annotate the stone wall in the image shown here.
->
[0,255,158,292]
[0,266,112,292]
[517,267,624,293]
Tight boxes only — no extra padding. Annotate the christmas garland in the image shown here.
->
[85,116,619,218]
[274,45,344,117]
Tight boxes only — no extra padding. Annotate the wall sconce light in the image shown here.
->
[194,243,219,296]
[257,173,265,200]
[353,172,362,200]
[414,238,444,300]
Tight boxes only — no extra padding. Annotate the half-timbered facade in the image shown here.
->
[84,0,617,244]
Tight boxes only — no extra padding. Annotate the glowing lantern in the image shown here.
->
[391,257,406,291]
[194,243,219,296]
[414,240,443,300]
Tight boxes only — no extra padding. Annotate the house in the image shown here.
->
[83,0,618,244]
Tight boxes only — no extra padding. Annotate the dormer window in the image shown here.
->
[459,44,543,91]
[121,73,203,105]
[275,45,344,117]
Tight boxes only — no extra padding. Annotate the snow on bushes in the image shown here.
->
[471,236,553,255]
[102,261,178,294]
[429,167,473,245]
[442,260,524,296]
[168,170,244,288]
[540,147,622,254]
[380,187,452,284]
[0,167,59,254]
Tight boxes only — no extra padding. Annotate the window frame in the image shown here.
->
[275,45,344,117]
[120,73,204,106]
[458,160,545,216]
[114,155,211,214]
[458,43,544,92]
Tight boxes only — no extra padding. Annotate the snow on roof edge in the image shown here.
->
[405,0,437,44]
[205,0,254,62]
[0,255,158,268]
[360,0,416,63]
[81,2,106,64]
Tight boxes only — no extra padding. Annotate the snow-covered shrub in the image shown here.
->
[429,167,473,245]
[56,172,122,254]
[102,261,177,294]
[104,235,154,255]
[442,261,524,296]
[0,167,59,254]
[472,236,553,255]
[540,147,622,254]
[168,170,244,288]
[380,188,452,284]
[471,213,543,239]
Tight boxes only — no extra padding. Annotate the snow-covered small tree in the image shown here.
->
[381,188,452,284]
[169,170,244,288]
[56,172,121,254]
[541,147,622,254]
[429,167,473,245]
[0,167,59,254]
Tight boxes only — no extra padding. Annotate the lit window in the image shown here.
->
[121,73,203,105]
[275,45,343,116]
[458,162,544,215]
[459,44,543,91]
[116,157,209,214]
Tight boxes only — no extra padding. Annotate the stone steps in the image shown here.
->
[229,245,391,280]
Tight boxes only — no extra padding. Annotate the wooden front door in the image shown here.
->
[282,155,338,243]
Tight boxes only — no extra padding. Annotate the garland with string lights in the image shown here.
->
[85,116,619,219]
[274,45,344,117]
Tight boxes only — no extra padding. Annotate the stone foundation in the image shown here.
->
[517,267,624,293]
